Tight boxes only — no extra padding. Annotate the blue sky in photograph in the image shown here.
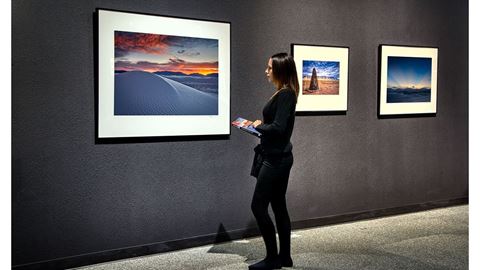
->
[302,60,339,79]
[387,56,432,89]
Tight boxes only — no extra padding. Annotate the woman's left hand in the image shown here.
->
[252,120,262,128]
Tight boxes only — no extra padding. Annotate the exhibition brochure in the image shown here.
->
[231,117,262,137]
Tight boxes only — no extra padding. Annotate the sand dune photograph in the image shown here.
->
[114,31,219,115]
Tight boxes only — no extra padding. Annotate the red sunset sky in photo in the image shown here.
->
[114,31,218,75]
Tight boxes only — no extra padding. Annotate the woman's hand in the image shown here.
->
[252,120,262,128]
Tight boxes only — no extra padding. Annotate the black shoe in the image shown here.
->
[248,257,282,269]
[280,256,293,267]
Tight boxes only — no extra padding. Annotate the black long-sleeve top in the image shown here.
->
[255,88,297,155]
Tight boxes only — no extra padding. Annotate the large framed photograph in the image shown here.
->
[292,44,349,112]
[97,9,230,138]
[379,45,438,115]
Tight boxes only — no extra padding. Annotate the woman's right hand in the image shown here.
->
[252,120,262,128]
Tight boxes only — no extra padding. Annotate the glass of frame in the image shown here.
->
[379,45,438,116]
[97,9,230,138]
[292,44,349,112]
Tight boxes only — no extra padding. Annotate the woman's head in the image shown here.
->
[265,53,299,100]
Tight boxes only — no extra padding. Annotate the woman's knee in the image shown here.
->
[251,198,268,217]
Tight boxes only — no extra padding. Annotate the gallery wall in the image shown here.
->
[12,0,468,268]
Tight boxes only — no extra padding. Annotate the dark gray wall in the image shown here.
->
[12,0,468,266]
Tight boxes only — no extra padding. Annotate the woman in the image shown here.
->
[249,52,299,270]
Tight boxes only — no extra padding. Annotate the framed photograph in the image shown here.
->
[292,44,349,112]
[97,9,230,138]
[379,45,438,115]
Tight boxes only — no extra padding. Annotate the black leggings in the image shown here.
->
[251,153,293,259]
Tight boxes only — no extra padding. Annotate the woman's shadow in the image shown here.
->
[207,222,324,270]
[207,221,259,261]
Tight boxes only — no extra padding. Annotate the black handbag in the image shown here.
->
[250,144,264,178]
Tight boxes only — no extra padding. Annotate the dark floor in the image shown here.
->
[72,205,468,270]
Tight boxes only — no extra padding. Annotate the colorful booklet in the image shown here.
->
[231,117,262,137]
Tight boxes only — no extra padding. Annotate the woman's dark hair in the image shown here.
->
[271,52,299,101]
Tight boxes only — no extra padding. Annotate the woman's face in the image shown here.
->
[265,58,273,83]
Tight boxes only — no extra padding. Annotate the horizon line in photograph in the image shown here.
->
[114,69,218,77]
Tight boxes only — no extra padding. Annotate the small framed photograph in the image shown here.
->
[97,9,230,138]
[292,44,349,112]
[379,45,438,115]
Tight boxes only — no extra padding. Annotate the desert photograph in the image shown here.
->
[302,60,340,95]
